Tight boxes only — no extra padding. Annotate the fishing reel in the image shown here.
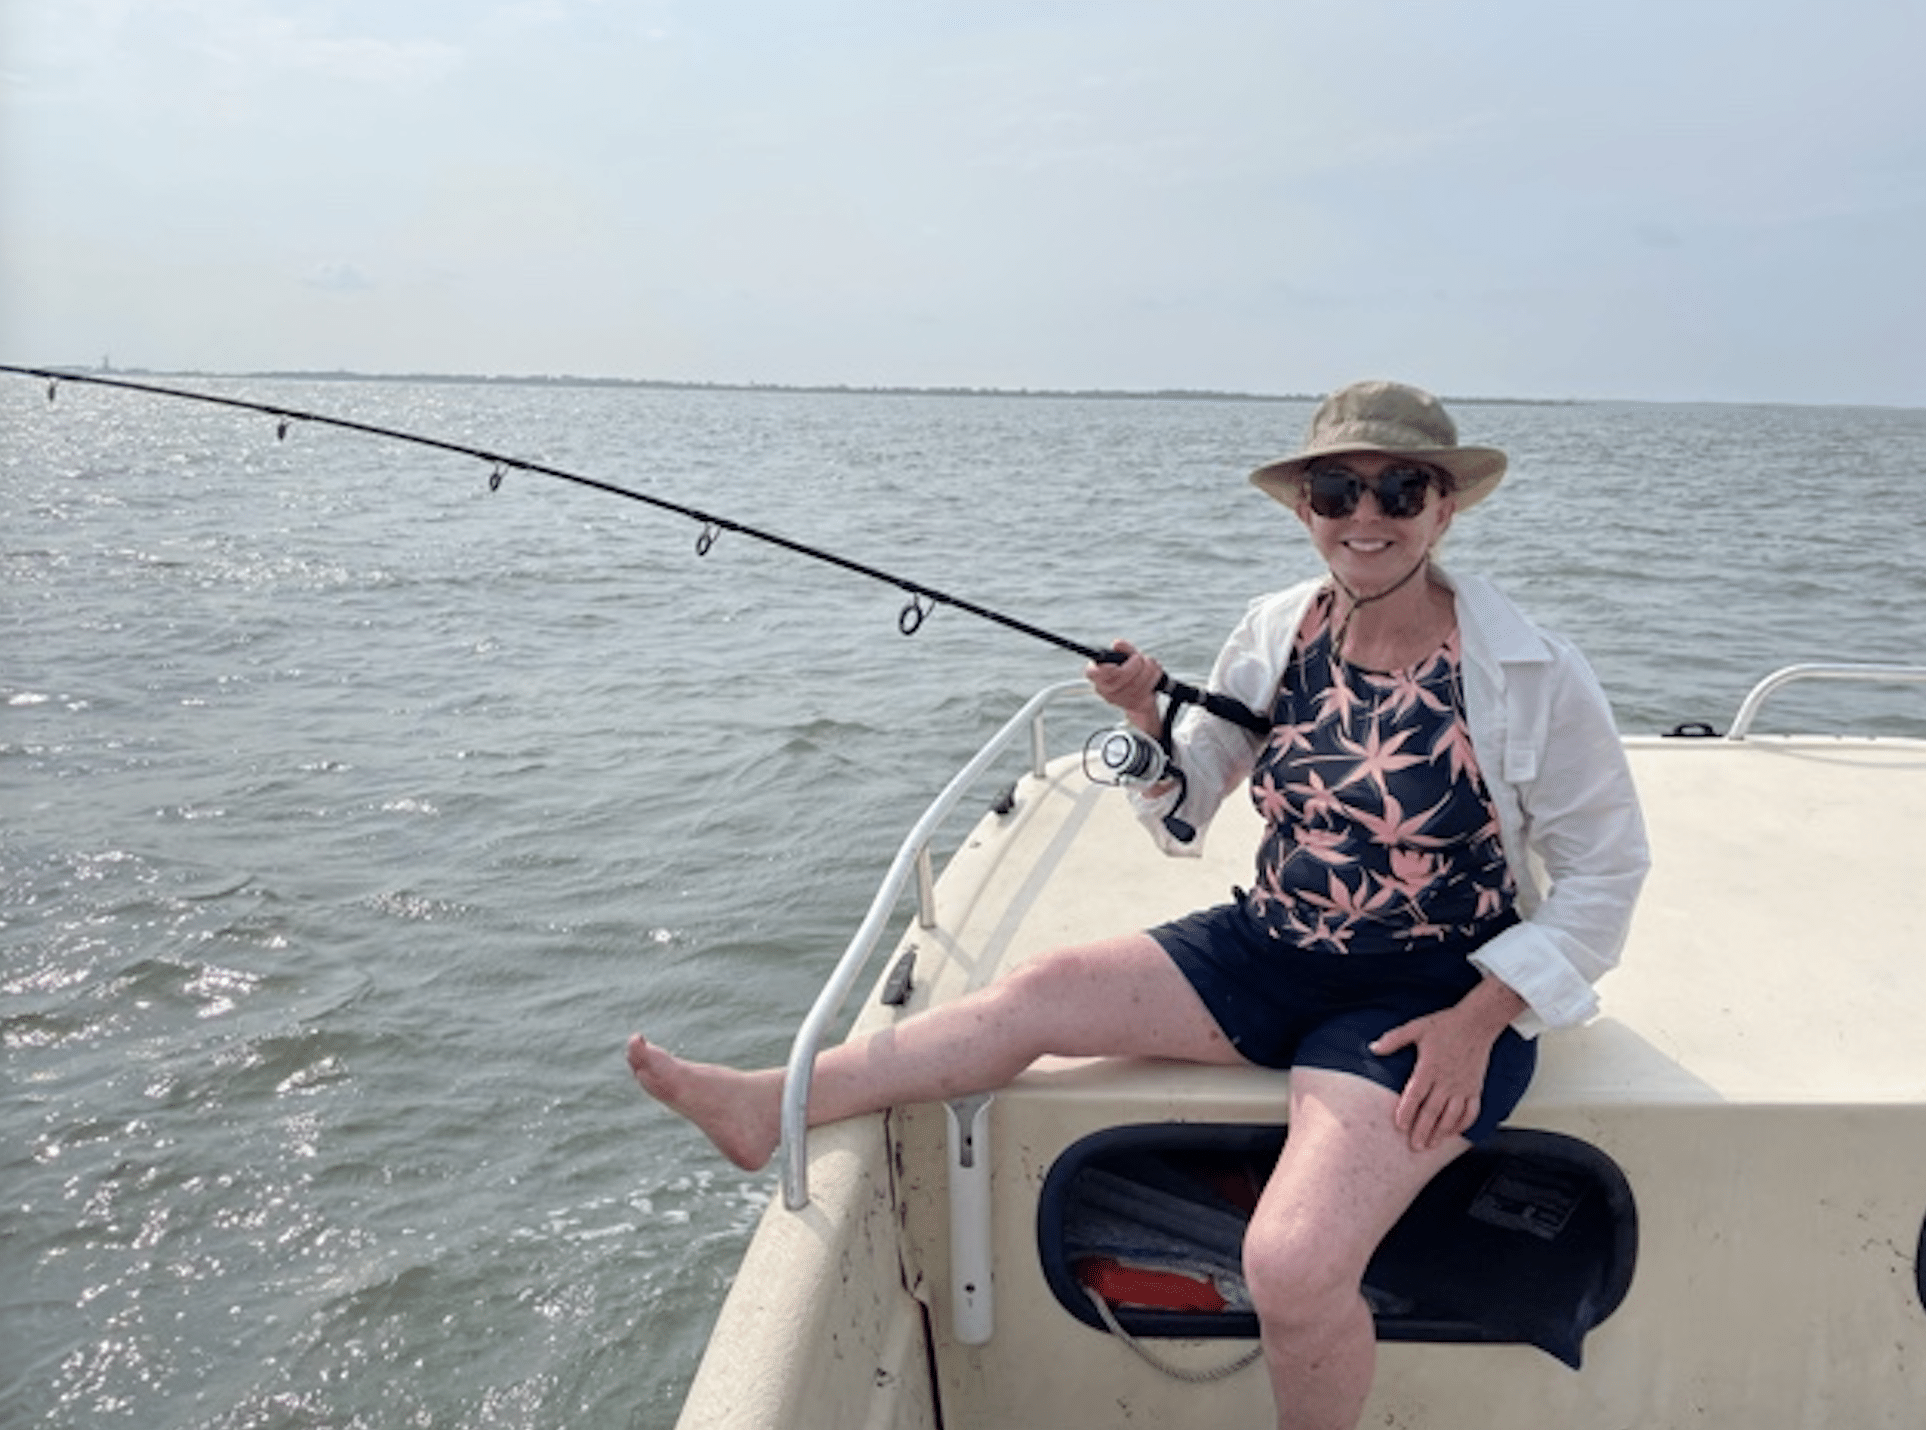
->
[1082,725,1197,844]
[1077,667,1271,845]
[1082,726,1171,788]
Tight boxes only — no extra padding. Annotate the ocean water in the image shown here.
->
[4,376,1924,1429]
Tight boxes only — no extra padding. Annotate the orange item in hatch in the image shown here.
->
[1077,1257,1228,1313]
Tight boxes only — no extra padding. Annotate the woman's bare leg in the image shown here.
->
[1241,1067,1469,1430]
[628,932,1240,1170]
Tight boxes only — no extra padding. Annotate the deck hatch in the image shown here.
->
[1037,1123,1637,1369]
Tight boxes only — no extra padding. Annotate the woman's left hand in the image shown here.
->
[1370,1009,1493,1152]
[1370,976,1525,1152]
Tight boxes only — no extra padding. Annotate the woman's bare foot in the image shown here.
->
[626,1035,783,1172]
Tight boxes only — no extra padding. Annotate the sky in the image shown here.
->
[2,0,1923,405]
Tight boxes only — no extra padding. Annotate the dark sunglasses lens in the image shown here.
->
[1305,470,1361,518]
[1377,466,1435,517]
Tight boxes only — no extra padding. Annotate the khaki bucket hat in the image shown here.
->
[1250,380,1508,511]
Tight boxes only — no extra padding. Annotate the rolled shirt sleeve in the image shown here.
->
[1463,628,1650,1034]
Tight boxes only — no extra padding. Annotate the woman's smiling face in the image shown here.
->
[1291,452,1456,596]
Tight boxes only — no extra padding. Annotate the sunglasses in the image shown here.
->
[1302,462,1443,520]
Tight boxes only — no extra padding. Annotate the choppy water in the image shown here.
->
[4,377,1923,1429]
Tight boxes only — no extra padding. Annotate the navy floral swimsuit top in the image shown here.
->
[1246,588,1516,955]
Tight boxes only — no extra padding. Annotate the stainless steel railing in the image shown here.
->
[779,680,1094,1210]
[1726,663,1926,739]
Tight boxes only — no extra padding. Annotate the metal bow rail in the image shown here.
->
[1725,663,1926,739]
[778,679,1090,1210]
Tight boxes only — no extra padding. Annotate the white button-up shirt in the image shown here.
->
[1129,567,1650,1036]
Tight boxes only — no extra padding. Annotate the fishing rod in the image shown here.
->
[1,363,1271,743]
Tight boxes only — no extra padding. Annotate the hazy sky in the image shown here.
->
[3,0,1922,404]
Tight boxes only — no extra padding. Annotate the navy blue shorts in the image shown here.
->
[1149,898,1536,1144]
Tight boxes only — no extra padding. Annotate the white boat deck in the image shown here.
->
[1578,736,1926,1108]
[887,733,1926,1116]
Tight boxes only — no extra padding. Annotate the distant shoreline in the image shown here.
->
[62,366,1580,407]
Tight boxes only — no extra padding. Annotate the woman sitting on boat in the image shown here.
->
[628,379,1650,1430]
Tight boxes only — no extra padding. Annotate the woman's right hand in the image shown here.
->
[1086,640,1165,733]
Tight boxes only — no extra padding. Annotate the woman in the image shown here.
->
[628,379,1649,1430]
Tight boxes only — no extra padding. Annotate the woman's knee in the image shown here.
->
[1242,1221,1362,1330]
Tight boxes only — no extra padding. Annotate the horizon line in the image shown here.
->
[48,363,1585,407]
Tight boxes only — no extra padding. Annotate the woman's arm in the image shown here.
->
[1470,640,1651,1034]
[1102,583,1318,856]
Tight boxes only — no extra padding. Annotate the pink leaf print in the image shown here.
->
[1303,869,1396,926]
[1251,769,1291,823]
[1283,767,1346,823]
[1373,664,1452,721]
[1331,722,1427,800]
[1268,716,1320,756]
[1315,675,1367,729]
[1292,826,1353,867]
[1431,718,1481,784]
[1384,845,1440,897]
[1299,913,1353,955]
[1351,790,1453,852]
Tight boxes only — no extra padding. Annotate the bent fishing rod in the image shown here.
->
[2,363,1271,743]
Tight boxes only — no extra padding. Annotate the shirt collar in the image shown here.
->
[1433,564,1555,666]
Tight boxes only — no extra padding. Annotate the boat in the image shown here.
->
[672,662,1926,1428]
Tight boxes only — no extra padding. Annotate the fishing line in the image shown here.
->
[2,364,1271,740]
